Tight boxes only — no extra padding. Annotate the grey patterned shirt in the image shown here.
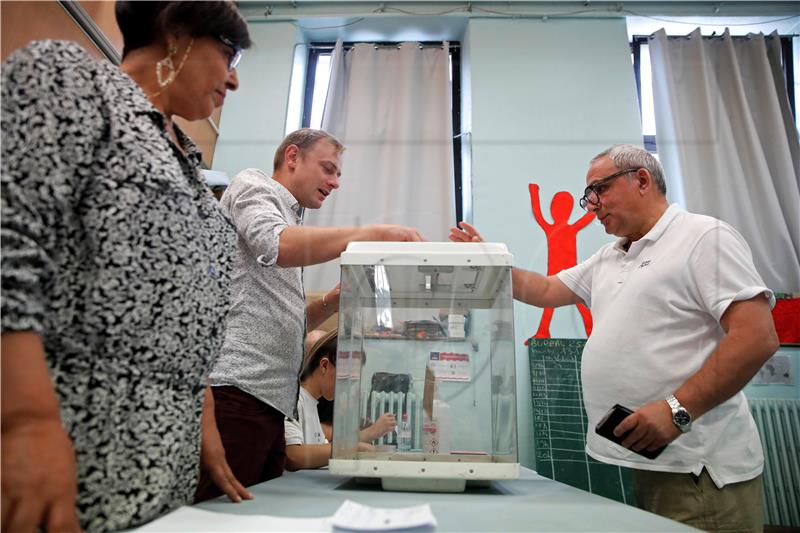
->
[210,168,306,418]
[1,41,236,531]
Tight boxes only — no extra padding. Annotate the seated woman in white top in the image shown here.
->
[284,330,395,470]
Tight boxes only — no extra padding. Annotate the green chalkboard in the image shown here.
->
[528,338,635,505]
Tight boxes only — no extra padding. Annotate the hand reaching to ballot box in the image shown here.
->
[449,221,484,243]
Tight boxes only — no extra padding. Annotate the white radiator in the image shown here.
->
[362,390,423,448]
[749,398,800,527]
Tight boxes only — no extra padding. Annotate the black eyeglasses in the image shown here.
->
[579,168,639,211]
[218,35,242,71]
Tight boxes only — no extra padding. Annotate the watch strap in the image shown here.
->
[666,395,681,411]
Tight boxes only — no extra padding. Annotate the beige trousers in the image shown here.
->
[634,469,764,533]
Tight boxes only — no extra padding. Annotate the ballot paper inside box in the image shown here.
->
[329,242,520,493]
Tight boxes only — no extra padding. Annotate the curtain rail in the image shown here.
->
[306,42,461,50]
[59,0,121,65]
[633,32,799,40]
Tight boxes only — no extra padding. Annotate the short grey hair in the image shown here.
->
[591,144,666,196]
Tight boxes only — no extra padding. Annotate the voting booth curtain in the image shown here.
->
[649,28,800,293]
[302,40,455,292]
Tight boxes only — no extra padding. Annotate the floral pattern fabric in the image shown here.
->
[1,41,236,532]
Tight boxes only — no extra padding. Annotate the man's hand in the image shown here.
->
[307,283,341,331]
[450,222,578,308]
[613,400,681,452]
[200,388,252,503]
[324,283,341,313]
[449,221,484,243]
[366,224,425,242]
[1,419,81,533]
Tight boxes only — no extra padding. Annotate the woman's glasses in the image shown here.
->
[218,35,242,71]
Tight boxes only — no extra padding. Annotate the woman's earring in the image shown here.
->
[156,42,178,87]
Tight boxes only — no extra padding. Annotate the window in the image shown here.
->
[631,34,797,155]
[302,42,464,223]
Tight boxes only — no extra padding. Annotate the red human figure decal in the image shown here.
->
[527,183,594,341]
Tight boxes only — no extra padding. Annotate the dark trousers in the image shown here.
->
[194,386,286,502]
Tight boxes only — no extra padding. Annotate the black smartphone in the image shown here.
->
[595,404,666,460]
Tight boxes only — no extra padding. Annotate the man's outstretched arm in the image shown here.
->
[449,221,580,308]
[278,224,424,267]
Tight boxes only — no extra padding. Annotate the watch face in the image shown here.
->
[674,410,691,426]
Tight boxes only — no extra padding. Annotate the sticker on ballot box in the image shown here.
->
[428,351,471,381]
[422,420,440,454]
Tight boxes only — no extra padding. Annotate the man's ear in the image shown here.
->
[285,145,300,169]
[637,168,652,195]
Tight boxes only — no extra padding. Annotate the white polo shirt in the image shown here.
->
[285,386,328,446]
[557,204,774,488]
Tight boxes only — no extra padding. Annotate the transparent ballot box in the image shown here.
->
[329,242,519,492]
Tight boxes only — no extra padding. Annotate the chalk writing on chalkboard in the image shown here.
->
[528,338,635,505]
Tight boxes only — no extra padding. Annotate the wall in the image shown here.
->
[213,22,300,178]
[1,1,116,61]
[744,347,800,400]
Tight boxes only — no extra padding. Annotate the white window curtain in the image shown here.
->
[649,28,800,292]
[302,40,455,292]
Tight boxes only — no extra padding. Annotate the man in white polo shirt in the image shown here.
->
[450,144,779,532]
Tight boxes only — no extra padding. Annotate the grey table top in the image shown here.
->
[139,467,697,532]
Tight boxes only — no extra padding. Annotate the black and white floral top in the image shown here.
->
[1,41,236,532]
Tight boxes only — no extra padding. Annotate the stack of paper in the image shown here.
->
[332,500,438,531]
[133,499,437,532]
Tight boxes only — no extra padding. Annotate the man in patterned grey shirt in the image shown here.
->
[196,129,424,500]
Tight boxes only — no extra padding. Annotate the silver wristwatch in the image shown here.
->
[666,395,692,433]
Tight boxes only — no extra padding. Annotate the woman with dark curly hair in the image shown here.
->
[1,2,252,531]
